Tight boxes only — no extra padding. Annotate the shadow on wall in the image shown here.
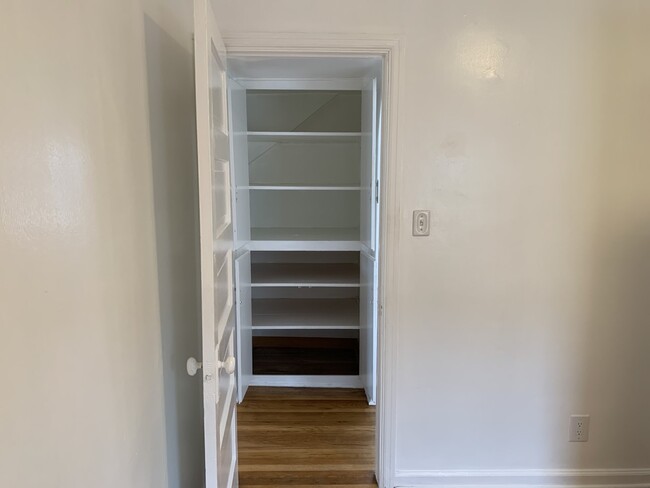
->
[144,14,204,488]
[579,3,650,468]
[571,2,650,470]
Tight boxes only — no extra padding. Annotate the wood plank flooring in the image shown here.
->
[237,387,376,487]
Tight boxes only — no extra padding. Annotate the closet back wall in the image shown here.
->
[216,0,650,481]
[246,90,362,232]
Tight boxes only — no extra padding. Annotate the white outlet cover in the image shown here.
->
[569,415,590,442]
[412,210,431,236]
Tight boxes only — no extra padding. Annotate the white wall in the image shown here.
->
[0,1,202,487]
[215,0,650,485]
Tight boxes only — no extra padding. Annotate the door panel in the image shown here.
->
[359,251,377,404]
[214,250,233,339]
[194,0,238,486]
[217,323,236,443]
[212,160,231,237]
[360,78,378,252]
[360,78,378,405]
[235,251,252,403]
[228,80,251,245]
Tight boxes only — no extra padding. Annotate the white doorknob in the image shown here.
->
[218,356,236,375]
[186,357,202,376]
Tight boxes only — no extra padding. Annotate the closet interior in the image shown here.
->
[228,57,381,405]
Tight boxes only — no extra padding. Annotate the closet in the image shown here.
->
[227,58,381,405]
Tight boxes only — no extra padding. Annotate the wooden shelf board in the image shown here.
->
[241,185,361,191]
[246,240,363,252]
[252,325,358,330]
[251,227,360,242]
[252,298,360,330]
[251,264,360,288]
[247,131,362,143]
[248,227,361,251]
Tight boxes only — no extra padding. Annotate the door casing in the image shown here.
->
[222,33,403,488]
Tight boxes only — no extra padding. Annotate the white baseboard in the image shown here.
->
[249,374,362,388]
[393,468,650,488]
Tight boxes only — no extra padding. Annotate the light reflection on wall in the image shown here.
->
[456,26,508,81]
[1,137,86,243]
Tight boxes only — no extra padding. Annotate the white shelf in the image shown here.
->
[251,227,360,242]
[251,263,359,288]
[252,299,359,330]
[241,185,361,191]
[247,131,361,143]
[246,240,362,252]
[248,227,361,251]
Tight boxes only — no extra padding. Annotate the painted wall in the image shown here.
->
[215,0,650,485]
[0,1,202,487]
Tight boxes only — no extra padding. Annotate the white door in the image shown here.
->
[193,0,238,486]
[359,78,378,404]
[359,251,377,404]
[227,79,251,246]
[234,251,252,403]
[360,77,378,252]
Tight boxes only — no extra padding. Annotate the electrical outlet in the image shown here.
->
[569,415,590,442]
[412,210,431,236]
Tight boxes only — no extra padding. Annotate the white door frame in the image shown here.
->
[223,33,404,488]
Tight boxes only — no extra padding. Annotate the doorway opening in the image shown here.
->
[227,54,384,486]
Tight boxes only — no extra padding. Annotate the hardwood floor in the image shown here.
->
[237,387,377,487]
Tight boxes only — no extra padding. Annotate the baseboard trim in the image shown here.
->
[393,468,650,488]
[249,374,362,388]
